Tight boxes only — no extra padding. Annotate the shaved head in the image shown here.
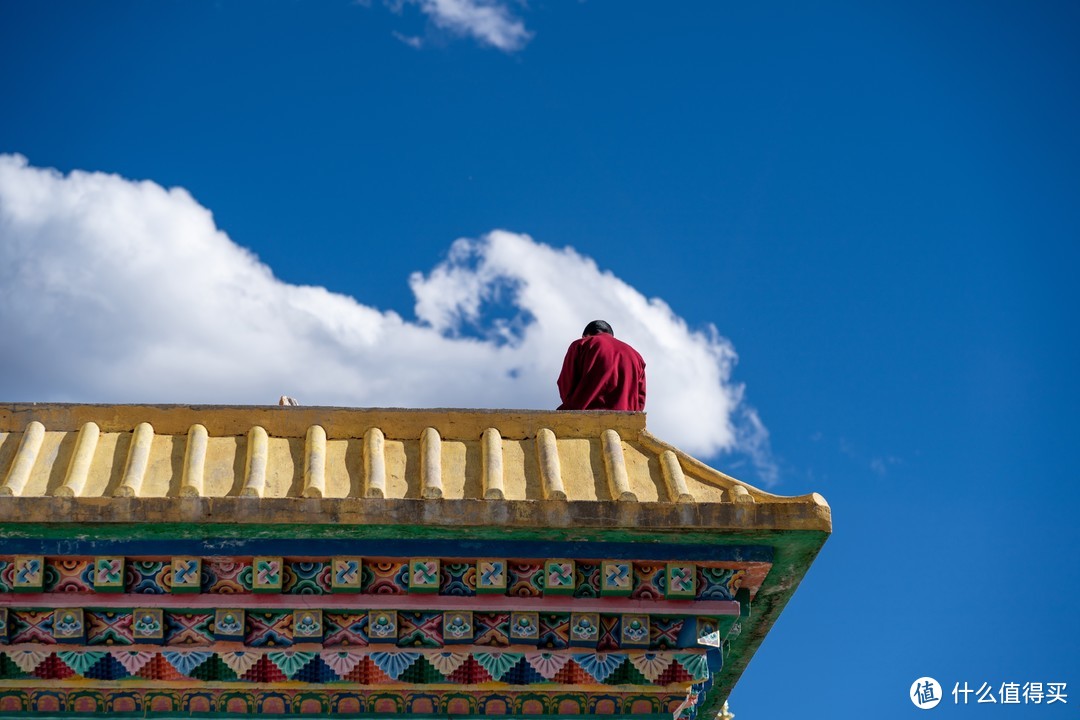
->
[582,320,614,337]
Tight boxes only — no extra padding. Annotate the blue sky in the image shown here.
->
[1,1,1078,717]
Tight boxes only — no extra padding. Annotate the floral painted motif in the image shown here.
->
[293,610,323,640]
[131,609,164,644]
[630,564,666,600]
[214,610,245,641]
[441,612,473,644]
[509,612,539,644]
[570,613,600,648]
[694,617,721,648]
[507,562,544,598]
[367,611,397,642]
[52,609,85,643]
[697,566,744,601]
[525,651,570,679]
[440,562,476,596]
[620,615,650,648]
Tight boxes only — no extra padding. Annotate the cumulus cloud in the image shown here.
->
[0,155,775,481]
[386,0,531,52]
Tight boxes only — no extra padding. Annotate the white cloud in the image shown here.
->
[0,154,775,481]
[392,31,425,49]
[390,0,532,52]
[733,406,779,487]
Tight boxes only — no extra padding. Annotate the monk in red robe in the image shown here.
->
[557,320,646,411]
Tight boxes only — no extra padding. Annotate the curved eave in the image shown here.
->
[0,494,832,533]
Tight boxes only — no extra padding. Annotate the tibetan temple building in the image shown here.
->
[0,403,830,718]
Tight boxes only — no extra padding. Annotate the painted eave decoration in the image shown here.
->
[0,404,830,718]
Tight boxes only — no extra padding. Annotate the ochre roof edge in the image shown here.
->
[0,402,645,440]
[0,496,833,533]
[0,404,831,530]
[637,429,832,511]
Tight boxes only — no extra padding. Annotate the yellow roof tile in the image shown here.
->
[0,403,830,532]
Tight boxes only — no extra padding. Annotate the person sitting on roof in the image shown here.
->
[557,320,646,411]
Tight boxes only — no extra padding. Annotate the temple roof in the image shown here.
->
[0,404,829,533]
[0,403,831,718]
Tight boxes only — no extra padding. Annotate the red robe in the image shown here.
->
[557,334,646,411]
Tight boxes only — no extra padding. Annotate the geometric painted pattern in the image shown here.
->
[0,555,763,601]
[407,559,440,594]
[252,558,283,594]
[164,612,214,646]
[330,558,363,593]
[543,560,576,596]
[323,613,369,647]
[474,612,511,647]
[12,557,44,593]
[0,646,710,686]
[93,558,125,593]
[85,611,133,646]
[0,557,768,604]
[169,558,201,594]
[0,400,829,720]
[666,563,697,599]
[246,612,292,648]
[601,561,633,597]
[476,559,507,594]
[0,612,732,669]
[0,552,739,719]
